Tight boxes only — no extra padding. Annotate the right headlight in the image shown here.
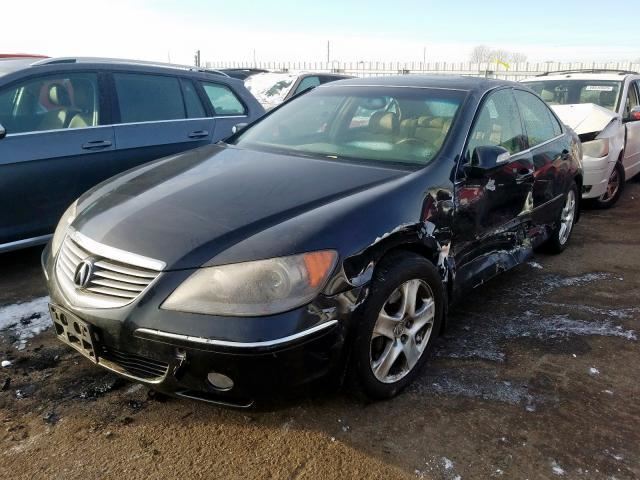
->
[51,200,78,255]
[162,250,338,316]
[582,138,609,158]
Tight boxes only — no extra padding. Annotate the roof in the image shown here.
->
[522,72,638,82]
[321,74,520,93]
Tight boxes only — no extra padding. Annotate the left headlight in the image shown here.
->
[162,250,338,316]
[582,138,609,158]
[51,200,78,255]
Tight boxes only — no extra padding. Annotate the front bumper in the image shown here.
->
[42,244,361,406]
[581,153,617,199]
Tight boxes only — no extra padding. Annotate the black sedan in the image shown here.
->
[42,76,582,406]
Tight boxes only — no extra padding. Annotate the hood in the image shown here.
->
[551,103,619,135]
[74,144,406,270]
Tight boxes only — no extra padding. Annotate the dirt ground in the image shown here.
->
[1,183,639,480]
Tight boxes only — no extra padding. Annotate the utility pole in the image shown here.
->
[194,49,201,67]
[253,48,257,67]
[327,40,330,63]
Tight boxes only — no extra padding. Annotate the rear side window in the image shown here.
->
[514,90,559,147]
[201,82,246,115]
[294,76,321,95]
[114,73,185,123]
[0,72,100,134]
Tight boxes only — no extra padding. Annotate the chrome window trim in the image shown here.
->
[0,234,51,253]
[135,320,338,349]
[70,229,166,271]
[3,115,248,138]
[321,84,469,92]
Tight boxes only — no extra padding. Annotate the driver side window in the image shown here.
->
[465,89,525,162]
[624,82,639,120]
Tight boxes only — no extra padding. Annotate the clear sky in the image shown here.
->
[3,0,638,65]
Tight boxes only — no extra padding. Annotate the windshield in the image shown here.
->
[245,73,298,109]
[522,80,622,111]
[233,86,467,167]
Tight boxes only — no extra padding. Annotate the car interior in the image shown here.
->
[0,76,99,134]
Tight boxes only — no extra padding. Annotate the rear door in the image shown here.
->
[513,89,572,226]
[110,72,214,174]
[0,71,114,247]
[622,80,640,178]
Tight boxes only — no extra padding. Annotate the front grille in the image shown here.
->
[101,346,169,380]
[55,231,163,309]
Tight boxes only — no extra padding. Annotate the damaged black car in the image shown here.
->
[42,76,582,406]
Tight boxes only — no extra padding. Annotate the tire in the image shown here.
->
[350,252,444,400]
[545,180,578,254]
[593,162,625,209]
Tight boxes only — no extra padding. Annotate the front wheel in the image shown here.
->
[350,252,444,400]
[593,162,625,209]
[545,181,578,254]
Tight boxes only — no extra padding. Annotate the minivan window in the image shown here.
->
[114,73,185,123]
[201,82,246,116]
[294,76,321,95]
[514,90,559,147]
[233,86,466,166]
[0,73,99,134]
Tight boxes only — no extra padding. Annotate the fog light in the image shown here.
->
[207,372,234,391]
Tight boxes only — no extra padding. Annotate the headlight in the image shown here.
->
[51,200,78,255]
[162,250,338,316]
[582,138,609,158]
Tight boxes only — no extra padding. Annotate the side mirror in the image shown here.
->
[231,123,248,134]
[464,145,511,178]
[0,124,6,140]
[627,106,640,122]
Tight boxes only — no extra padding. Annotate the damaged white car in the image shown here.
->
[522,70,640,207]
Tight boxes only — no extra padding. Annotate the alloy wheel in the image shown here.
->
[600,166,621,203]
[369,279,435,384]
[558,189,576,245]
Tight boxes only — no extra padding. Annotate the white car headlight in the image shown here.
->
[51,200,78,255]
[582,138,609,158]
[162,250,338,316]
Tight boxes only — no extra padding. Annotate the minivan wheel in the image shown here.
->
[594,162,625,209]
[350,252,443,400]
[545,181,578,254]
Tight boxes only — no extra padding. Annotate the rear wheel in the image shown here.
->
[545,181,578,254]
[350,252,443,399]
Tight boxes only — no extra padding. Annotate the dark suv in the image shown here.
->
[0,57,264,253]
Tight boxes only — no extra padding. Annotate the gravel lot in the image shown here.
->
[1,182,639,480]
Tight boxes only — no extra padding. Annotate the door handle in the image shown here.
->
[188,130,209,139]
[82,140,112,150]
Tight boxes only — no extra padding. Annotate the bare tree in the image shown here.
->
[469,45,527,64]
[470,45,492,63]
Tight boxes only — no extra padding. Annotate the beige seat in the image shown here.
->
[541,89,556,103]
[414,116,445,146]
[38,84,72,131]
[367,111,399,140]
[68,79,97,128]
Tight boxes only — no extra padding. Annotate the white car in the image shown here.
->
[245,71,351,110]
[522,70,640,207]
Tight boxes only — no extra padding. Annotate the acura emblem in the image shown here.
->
[74,259,94,288]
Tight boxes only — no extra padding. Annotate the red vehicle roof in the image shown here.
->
[0,54,48,59]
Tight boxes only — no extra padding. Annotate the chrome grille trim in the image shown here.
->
[55,229,165,309]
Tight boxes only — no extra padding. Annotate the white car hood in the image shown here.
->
[551,103,619,135]
[245,72,298,110]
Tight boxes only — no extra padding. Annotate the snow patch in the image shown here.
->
[442,457,454,470]
[527,261,543,269]
[1,360,11,367]
[551,461,565,476]
[589,367,600,375]
[0,297,52,350]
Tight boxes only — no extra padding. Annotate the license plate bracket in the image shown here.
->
[49,304,99,363]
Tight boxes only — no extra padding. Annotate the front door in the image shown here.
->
[453,88,534,289]
[0,71,114,247]
[622,80,640,179]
